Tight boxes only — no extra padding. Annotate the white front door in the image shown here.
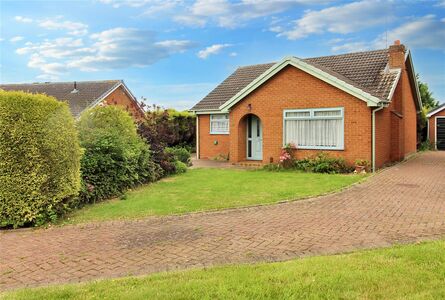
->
[247,115,262,160]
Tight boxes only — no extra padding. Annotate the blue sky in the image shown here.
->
[1,0,444,110]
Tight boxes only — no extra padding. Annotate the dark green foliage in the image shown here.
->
[418,75,439,110]
[173,160,188,174]
[138,108,195,174]
[0,91,81,227]
[78,106,162,204]
[265,152,353,174]
[294,153,353,174]
[165,147,192,166]
[419,140,435,151]
[417,75,439,143]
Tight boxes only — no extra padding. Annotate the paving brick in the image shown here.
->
[1,152,444,291]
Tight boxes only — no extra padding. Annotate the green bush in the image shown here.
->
[294,153,353,174]
[419,140,435,151]
[173,160,188,174]
[165,146,192,166]
[78,106,162,203]
[0,91,81,227]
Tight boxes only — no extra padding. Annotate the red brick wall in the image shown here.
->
[375,59,418,167]
[402,70,418,155]
[227,65,372,165]
[103,86,145,121]
[198,57,418,168]
[428,109,445,145]
[198,114,230,159]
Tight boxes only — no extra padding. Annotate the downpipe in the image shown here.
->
[372,103,386,172]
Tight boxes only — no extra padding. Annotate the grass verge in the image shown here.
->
[3,240,445,299]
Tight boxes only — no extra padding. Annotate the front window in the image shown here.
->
[210,114,229,134]
[283,107,344,150]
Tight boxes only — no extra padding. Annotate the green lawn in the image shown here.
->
[4,240,445,299]
[65,168,364,224]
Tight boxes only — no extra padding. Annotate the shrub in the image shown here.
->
[173,160,188,174]
[279,143,297,169]
[0,91,81,227]
[294,153,353,174]
[165,146,191,166]
[419,140,435,151]
[138,108,196,174]
[78,106,162,203]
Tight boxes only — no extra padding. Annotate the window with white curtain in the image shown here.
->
[210,114,229,134]
[283,108,344,150]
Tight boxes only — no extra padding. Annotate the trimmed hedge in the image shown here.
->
[0,91,81,227]
[78,106,163,203]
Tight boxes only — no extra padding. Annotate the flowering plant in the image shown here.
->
[279,143,296,168]
[279,150,291,163]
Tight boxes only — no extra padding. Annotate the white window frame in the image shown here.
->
[283,107,345,150]
[210,114,229,135]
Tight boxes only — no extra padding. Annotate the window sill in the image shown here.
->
[294,146,344,151]
[210,132,230,135]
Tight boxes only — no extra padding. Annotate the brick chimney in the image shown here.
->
[388,40,406,69]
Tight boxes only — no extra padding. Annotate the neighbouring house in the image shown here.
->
[191,41,422,171]
[0,80,145,120]
[426,103,445,150]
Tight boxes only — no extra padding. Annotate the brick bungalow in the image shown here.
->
[0,80,145,120]
[191,41,422,171]
[427,103,445,150]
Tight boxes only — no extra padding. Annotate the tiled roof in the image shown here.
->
[191,63,275,111]
[192,49,399,111]
[0,80,122,117]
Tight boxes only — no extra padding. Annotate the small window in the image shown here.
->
[285,111,310,118]
[283,107,344,150]
[210,114,229,134]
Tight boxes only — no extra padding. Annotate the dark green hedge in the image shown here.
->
[78,106,163,203]
[0,91,81,227]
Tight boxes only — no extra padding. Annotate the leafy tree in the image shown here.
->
[417,75,439,110]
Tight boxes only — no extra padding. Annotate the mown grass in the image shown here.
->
[64,168,364,224]
[4,240,445,299]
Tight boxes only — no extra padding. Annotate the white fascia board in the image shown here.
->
[406,50,423,112]
[219,56,382,112]
[386,69,402,101]
[194,110,228,115]
[427,105,445,118]
[90,80,145,114]
[88,81,122,109]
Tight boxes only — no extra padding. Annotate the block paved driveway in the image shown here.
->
[1,151,445,291]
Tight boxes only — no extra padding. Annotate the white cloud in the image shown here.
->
[10,36,24,43]
[229,52,238,57]
[99,0,181,15]
[436,0,445,7]
[331,41,372,53]
[173,15,207,27]
[277,0,391,40]
[377,14,445,50]
[329,15,445,53]
[16,27,195,76]
[99,0,157,8]
[174,0,330,28]
[14,16,33,23]
[197,43,231,59]
[38,18,88,36]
